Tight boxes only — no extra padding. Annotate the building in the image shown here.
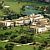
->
[0,20,14,27]
[30,25,48,33]
[14,19,24,26]
[5,20,14,27]
[29,14,35,23]
[32,22,37,26]
[24,16,30,25]
[37,26,47,33]
[33,14,44,21]
[38,18,49,25]
[45,22,50,30]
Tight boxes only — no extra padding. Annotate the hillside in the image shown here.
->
[0,0,49,16]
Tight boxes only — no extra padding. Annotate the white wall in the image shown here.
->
[45,25,50,30]
[15,20,24,26]
[24,20,30,24]
[38,27,47,33]
[5,22,11,26]
[32,22,36,25]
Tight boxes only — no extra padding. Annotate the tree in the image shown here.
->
[14,22,16,27]
[38,46,43,50]
[10,35,17,39]
[16,35,33,44]
[5,43,14,50]
[0,22,4,28]
[4,32,12,36]
[3,26,7,30]
[38,41,48,50]
[19,25,23,33]
[21,5,25,11]
[0,1,4,9]
[9,25,12,29]
[47,5,50,13]
[41,41,48,47]
[0,34,7,40]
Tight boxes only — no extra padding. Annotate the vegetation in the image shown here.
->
[0,26,50,50]
[0,0,49,16]
[0,0,50,50]
[47,5,50,13]
[5,43,14,50]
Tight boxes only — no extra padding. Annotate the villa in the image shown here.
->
[33,14,44,21]
[0,13,50,33]
[30,25,48,33]
[24,17,30,25]
[0,20,14,27]
[37,25,47,33]
[14,19,24,26]
[38,18,49,25]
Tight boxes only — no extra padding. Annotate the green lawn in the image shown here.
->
[0,42,38,50]
[13,45,34,50]
[0,42,7,47]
